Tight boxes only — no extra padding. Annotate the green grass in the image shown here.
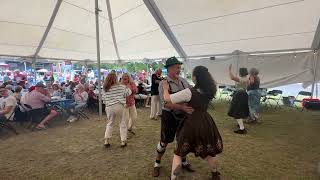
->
[0,102,319,180]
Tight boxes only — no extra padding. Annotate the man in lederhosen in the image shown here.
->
[152,57,195,177]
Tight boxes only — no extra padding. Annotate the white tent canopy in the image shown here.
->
[186,51,320,89]
[0,0,319,61]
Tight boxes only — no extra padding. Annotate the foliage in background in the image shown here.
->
[76,62,164,73]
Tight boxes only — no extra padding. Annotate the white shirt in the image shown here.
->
[74,91,88,104]
[0,95,17,120]
[169,88,192,104]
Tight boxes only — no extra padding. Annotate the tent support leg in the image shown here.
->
[95,0,102,117]
[311,51,318,98]
[32,58,36,84]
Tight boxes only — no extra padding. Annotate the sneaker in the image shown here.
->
[152,167,160,177]
[66,117,73,122]
[120,141,127,148]
[69,117,78,123]
[234,129,247,134]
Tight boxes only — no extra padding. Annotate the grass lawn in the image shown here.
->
[0,102,319,180]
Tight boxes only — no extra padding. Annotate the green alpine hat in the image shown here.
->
[164,57,182,69]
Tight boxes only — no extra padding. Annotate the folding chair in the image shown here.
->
[217,85,227,100]
[262,90,283,109]
[135,94,146,108]
[76,104,89,120]
[0,110,19,135]
[292,91,312,110]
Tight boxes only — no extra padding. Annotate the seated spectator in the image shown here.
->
[135,82,148,99]
[134,82,150,107]
[65,81,76,99]
[87,84,98,108]
[21,82,58,130]
[0,87,17,122]
[5,84,14,95]
[51,84,61,97]
[67,84,88,122]
[84,83,90,92]
[13,85,23,101]
[28,85,35,92]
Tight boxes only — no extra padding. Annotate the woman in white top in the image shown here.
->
[67,84,88,123]
[227,64,250,134]
[102,73,132,148]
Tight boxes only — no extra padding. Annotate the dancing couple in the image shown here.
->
[152,57,223,179]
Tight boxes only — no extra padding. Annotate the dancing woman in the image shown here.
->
[102,73,132,148]
[247,68,261,122]
[162,66,223,180]
[228,64,249,134]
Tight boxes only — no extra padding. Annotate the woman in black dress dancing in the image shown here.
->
[228,64,249,134]
[162,66,223,180]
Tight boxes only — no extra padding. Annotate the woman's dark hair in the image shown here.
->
[239,68,248,77]
[15,85,23,93]
[193,66,217,99]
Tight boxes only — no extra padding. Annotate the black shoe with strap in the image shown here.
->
[104,143,111,148]
[152,166,160,177]
[234,129,247,134]
[182,163,195,172]
[211,171,221,180]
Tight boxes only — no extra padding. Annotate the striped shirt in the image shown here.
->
[101,84,132,107]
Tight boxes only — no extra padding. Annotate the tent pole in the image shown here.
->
[143,0,187,60]
[33,0,62,57]
[95,0,103,117]
[24,62,27,72]
[106,0,121,60]
[311,19,320,50]
[32,58,37,85]
[311,51,318,98]
[316,82,318,98]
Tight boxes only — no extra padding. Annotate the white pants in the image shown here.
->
[124,105,137,130]
[150,95,161,118]
[104,104,127,142]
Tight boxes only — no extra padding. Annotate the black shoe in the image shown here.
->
[182,163,195,172]
[211,171,221,180]
[104,143,111,148]
[234,129,247,134]
[152,167,160,177]
[128,129,136,135]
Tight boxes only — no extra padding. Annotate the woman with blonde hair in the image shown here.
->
[102,73,132,148]
[121,73,138,135]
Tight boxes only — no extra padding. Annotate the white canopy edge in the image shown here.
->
[1,0,319,62]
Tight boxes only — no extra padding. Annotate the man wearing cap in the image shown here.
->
[14,69,26,88]
[0,87,17,122]
[152,57,195,177]
[22,82,58,130]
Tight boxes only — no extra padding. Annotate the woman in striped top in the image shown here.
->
[102,73,132,148]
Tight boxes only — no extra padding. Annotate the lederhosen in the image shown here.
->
[160,80,187,144]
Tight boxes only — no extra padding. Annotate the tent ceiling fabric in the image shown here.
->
[0,0,319,61]
[155,0,320,56]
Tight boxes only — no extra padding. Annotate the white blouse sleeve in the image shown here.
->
[170,88,192,104]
